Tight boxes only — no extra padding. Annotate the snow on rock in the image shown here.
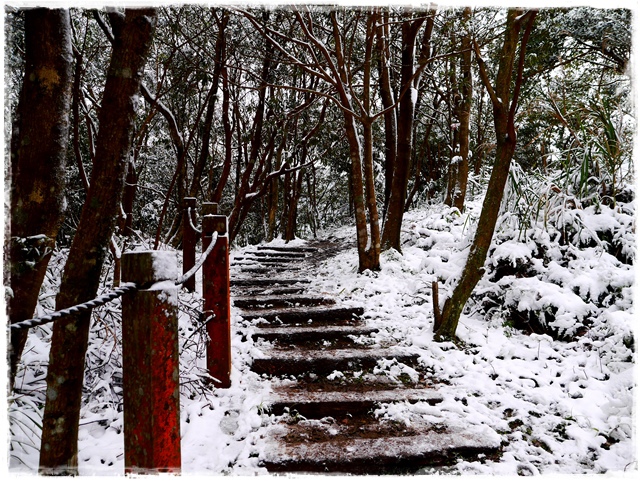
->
[492,239,535,267]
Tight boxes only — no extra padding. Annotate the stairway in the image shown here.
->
[231,242,501,474]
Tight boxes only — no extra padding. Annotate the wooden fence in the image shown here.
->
[119,201,230,473]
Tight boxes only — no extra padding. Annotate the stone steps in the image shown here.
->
[265,387,443,418]
[235,256,301,263]
[231,241,502,474]
[250,251,309,258]
[230,278,310,287]
[234,286,307,296]
[251,347,419,376]
[256,245,318,253]
[234,295,335,309]
[251,324,378,343]
[240,305,365,325]
[238,266,302,274]
[262,422,501,474]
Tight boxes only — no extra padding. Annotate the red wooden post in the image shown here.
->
[202,201,218,216]
[202,212,231,388]
[121,251,181,474]
[183,196,197,292]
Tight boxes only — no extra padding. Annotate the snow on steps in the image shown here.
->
[252,346,420,376]
[250,250,308,258]
[261,422,501,474]
[251,324,378,343]
[265,387,443,417]
[234,256,302,263]
[256,245,318,253]
[240,305,365,324]
[230,278,310,287]
[232,241,502,474]
[233,286,307,297]
[233,294,335,309]
[239,265,302,274]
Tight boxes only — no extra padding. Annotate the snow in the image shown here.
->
[147,279,179,306]
[150,250,179,281]
[8,187,636,476]
[409,86,418,106]
[306,195,635,475]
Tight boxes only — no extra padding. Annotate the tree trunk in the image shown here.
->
[8,9,73,388]
[446,7,473,212]
[381,14,425,253]
[71,48,90,193]
[211,60,232,204]
[39,9,157,474]
[228,50,271,242]
[375,11,397,220]
[334,12,381,272]
[284,151,306,242]
[435,9,537,341]
[266,175,279,241]
[306,166,318,237]
[444,51,459,208]
[120,158,137,236]
[284,170,303,242]
[190,13,227,198]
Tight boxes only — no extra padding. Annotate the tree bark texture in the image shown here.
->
[39,9,157,474]
[210,37,232,204]
[451,7,473,212]
[381,14,425,253]
[435,9,537,341]
[8,9,73,387]
[375,12,397,220]
[189,13,228,199]
[445,7,473,212]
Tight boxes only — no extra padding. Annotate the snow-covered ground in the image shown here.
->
[7,191,636,476]
[309,198,636,475]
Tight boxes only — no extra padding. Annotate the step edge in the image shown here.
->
[261,424,501,464]
[255,346,417,361]
[267,388,444,405]
[253,325,378,335]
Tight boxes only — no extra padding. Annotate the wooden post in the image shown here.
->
[202,202,218,216]
[121,251,181,474]
[202,214,231,388]
[183,196,197,292]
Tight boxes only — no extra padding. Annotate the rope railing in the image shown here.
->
[186,206,202,235]
[9,282,138,331]
[10,231,220,332]
[10,202,230,474]
[174,231,218,286]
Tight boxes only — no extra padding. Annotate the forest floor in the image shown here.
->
[7,193,636,476]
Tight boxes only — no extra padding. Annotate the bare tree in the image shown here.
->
[434,9,537,341]
[39,9,157,474]
[8,9,73,387]
[242,7,387,271]
[444,7,473,212]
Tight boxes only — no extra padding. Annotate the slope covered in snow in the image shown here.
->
[8,191,636,476]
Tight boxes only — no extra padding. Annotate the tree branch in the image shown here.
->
[508,10,538,125]
[473,38,500,108]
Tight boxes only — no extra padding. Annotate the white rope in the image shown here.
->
[175,232,219,286]
[187,207,202,235]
